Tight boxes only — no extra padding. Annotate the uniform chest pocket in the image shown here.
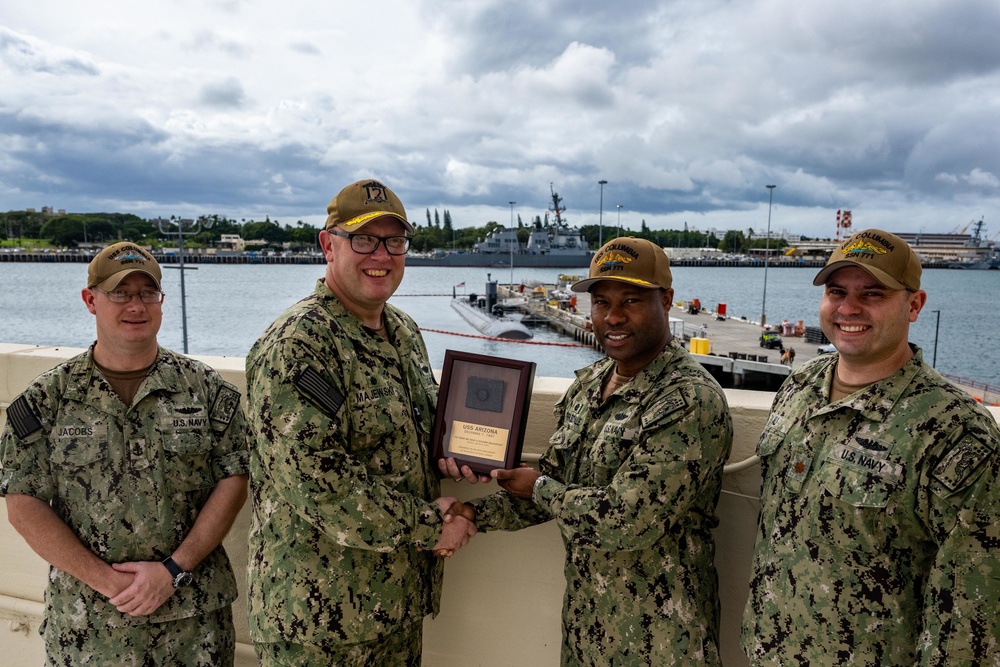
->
[587,426,636,486]
[162,430,215,493]
[351,396,414,479]
[544,427,584,477]
[757,427,784,459]
[809,457,899,553]
[50,433,110,503]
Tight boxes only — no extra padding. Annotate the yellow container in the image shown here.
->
[690,337,709,355]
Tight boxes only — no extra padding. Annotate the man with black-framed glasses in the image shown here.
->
[246,178,474,666]
[1,242,249,665]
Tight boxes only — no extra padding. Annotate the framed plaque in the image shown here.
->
[432,350,536,475]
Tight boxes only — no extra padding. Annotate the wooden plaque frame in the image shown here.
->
[431,350,536,475]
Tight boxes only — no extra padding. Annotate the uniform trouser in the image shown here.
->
[43,605,235,667]
[254,622,423,667]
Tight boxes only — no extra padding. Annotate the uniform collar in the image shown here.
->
[812,344,923,420]
[312,278,417,357]
[63,345,177,414]
[577,339,680,404]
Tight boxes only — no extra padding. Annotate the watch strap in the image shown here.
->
[161,556,192,587]
[162,556,183,578]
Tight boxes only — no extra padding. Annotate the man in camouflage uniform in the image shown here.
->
[245,179,475,666]
[443,237,733,665]
[742,229,1000,665]
[0,242,249,666]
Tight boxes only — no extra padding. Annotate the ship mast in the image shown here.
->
[971,217,985,246]
[548,183,566,227]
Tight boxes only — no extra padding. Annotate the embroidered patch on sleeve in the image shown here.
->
[210,385,241,425]
[641,391,688,429]
[933,438,992,492]
[7,395,42,440]
[294,367,345,416]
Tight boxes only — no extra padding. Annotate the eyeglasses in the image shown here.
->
[95,288,165,304]
[329,230,411,256]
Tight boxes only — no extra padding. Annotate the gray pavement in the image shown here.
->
[667,305,824,370]
[566,289,824,371]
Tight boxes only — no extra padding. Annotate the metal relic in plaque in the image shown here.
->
[432,350,536,475]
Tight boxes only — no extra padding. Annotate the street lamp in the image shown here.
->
[155,216,214,354]
[616,204,623,237]
[932,309,941,367]
[760,184,776,327]
[508,201,516,285]
[598,180,608,248]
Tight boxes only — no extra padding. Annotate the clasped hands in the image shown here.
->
[430,458,542,559]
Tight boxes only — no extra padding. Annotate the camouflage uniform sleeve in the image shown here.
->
[471,385,567,532]
[535,382,732,551]
[918,420,1000,664]
[248,336,443,551]
[469,489,553,532]
[0,384,57,500]
[206,377,249,480]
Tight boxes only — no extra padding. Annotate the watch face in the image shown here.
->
[174,572,194,588]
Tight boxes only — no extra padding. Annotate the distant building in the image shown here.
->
[219,234,246,252]
[747,228,799,243]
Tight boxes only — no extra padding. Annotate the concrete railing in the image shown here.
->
[1,344,995,666]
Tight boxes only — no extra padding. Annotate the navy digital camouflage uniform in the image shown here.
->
[471,341,733,666]
[0,345,248,664]
[245,279,443,655]
[742,346,1000,665]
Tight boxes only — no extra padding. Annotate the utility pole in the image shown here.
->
[598,180,608,247]
[155,216,214,354]
[761,185,776,326]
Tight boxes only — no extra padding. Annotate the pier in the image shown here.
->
[0,251,955,269]
[502,284,826,391]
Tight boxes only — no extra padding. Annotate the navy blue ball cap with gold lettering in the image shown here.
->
[87,242,162,291]
[813,228,921,291]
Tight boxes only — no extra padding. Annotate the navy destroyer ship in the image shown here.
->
[407,185,594,268]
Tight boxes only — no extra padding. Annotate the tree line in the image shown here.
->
[1,208,788,254]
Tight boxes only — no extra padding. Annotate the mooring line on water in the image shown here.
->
[420,328,592,347]
[394,293,456,297]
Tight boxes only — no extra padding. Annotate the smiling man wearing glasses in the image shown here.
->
[246,179,475,666]
[1,242,249,665]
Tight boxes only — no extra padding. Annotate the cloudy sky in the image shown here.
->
[2,0,1000,239]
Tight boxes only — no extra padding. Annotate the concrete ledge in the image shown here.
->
[1,345,996,666]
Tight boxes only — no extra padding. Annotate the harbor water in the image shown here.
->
[1,262,997,385]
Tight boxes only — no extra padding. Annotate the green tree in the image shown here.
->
[39,217,82,246]
[242,218,288,244]
[720,230,747,253]
[287,221,320,250]
[442,210,454,246]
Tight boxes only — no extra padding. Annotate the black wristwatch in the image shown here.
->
[162,556,193,588]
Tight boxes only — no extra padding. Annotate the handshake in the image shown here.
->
[430,496,476,559]
[429,458,543,559]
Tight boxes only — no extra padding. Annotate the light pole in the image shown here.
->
[508,201,516,285]
[932,309,941,367]
[155,216,214,354]
[760,184,776,326]
[616,204,623,237]
[598,180,608,248]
